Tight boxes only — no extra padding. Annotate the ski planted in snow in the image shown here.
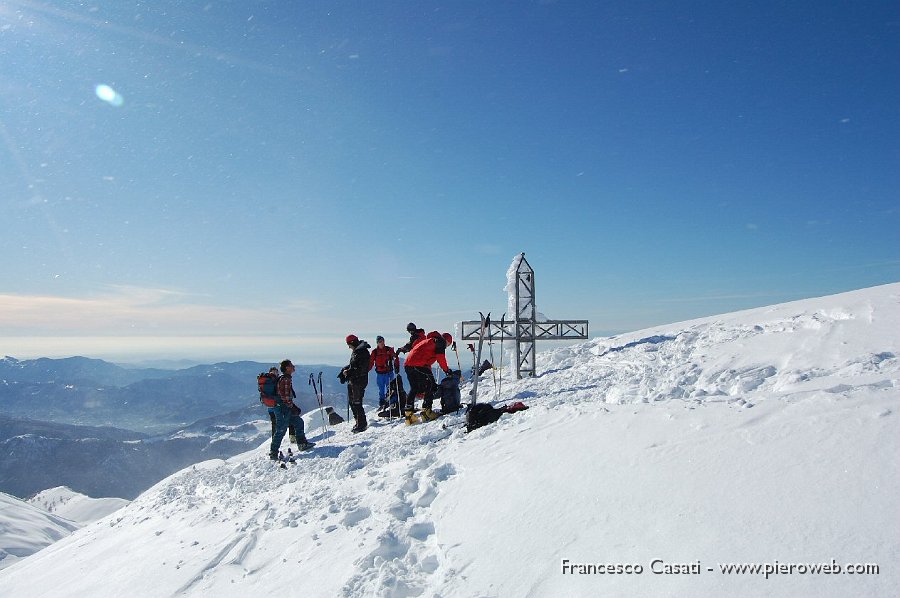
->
[470,311,490,406]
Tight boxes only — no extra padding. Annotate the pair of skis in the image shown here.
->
[470,312,491,406]
[308,372,329,439]
[468,312,506,403]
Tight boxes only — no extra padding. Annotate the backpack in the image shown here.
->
[387,374,408,405]
[466,403,504,432]
[257,372,280,407]
[430,331,447,353]
[438,370,462,413]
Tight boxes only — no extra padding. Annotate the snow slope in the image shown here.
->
[1,488,127,571]
[27,487,129,527]
[0,283,897,597]
[0,492,78,571]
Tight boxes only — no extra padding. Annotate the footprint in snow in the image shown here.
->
[342,507,371,527]
[408,522,435,541]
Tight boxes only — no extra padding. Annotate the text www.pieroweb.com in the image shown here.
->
[561,558,880,579]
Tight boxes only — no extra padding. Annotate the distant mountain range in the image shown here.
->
[0,356,355,500]
[0,356,345,433]
[0,411,269,500]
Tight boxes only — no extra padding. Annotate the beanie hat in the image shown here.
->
[442,333,453,345]
[406,322,417,332]
[345,334,359,346]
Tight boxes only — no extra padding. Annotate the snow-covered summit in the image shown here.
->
[533,282,899,406]
[0,283,897,597]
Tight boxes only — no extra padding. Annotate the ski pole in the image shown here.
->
[319,372,328,429]
[452,341,464,379]
[390,348,398,422]
[319,372,328,435]
[310,373,328,438]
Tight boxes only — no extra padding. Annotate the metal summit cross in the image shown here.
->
[459,253,589,379]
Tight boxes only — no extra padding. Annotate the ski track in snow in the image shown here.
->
[0,284,898,597]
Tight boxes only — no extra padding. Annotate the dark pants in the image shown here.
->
[348,380,367,429]
[405,365,436,410]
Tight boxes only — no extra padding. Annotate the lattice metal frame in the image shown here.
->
[459,253,589,379]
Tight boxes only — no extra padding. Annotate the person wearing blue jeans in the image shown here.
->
[369,336,400,409]
[270,359,313,460]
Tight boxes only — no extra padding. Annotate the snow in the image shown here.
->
[0,492,78,570]
[27,487,129,527]
[0,283,897,597]
[504,253,547,322]
[0,488,127,571]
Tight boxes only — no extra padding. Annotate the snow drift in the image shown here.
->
[0,283,897,597]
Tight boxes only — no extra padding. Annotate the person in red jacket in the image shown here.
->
[404,331,453,422]
[369,335,400,409]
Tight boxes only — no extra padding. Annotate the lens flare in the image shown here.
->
[95,84,124,107]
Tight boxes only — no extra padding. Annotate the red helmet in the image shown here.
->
[345,334,359,345]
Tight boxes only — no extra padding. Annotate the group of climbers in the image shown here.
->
[341,322,454,426]
[260,322,455,460]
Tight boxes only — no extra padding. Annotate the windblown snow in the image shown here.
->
[0,283,897,597]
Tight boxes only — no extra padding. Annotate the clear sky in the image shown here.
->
[1,1,898,366]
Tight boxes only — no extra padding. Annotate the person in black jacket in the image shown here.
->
[397,322,426,354]
[341,334,371,433]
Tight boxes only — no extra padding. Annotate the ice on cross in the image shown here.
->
[460,253,589,379]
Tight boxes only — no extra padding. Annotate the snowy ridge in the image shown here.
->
[27,487,129,527]
[0,492,78,571]
[533,283,899,406]
[0,283,897,597]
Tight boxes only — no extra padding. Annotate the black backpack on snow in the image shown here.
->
[437,370,462,413]
[466,403,504,432]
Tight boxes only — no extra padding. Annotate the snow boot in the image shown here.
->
[289,434,297,444]
[421,408,439,422]
[405,410,420,425]
[298,441,315,451]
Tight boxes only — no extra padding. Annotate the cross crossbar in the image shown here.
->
[459,319,589,341]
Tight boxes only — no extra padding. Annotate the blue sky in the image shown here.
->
[1,1,897,366]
